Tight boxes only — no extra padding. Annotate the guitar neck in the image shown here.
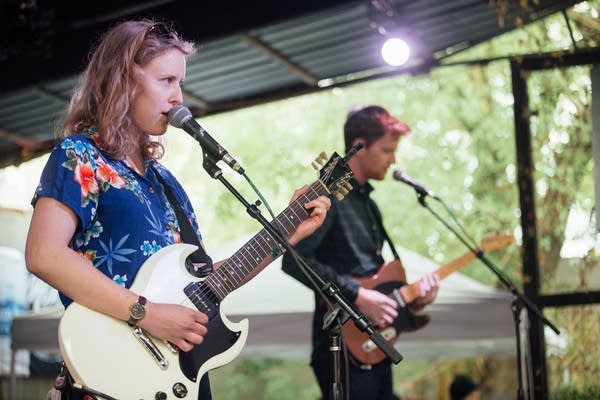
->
[400,250,479,304]
[204,180,328,300]
[436,251,479,280]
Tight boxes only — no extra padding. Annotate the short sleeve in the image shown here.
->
[32,136,100,232]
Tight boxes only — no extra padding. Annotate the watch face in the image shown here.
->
[130,302,145,320]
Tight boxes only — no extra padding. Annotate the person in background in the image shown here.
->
[25,18,330,400]
[449,374,481,400]
[282,105,439,399]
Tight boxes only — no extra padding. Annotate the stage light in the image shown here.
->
[381,38,410,66]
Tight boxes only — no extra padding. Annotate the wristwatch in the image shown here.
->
[127,295,147,326]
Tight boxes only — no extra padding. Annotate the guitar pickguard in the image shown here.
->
[371,280,429,335]
[179,288,243,381]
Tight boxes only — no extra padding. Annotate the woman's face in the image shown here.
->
[131,48,186,136]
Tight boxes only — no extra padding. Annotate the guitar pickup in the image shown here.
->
[391,289,406,308]
[133,326,169,369]
[361,326,397,353]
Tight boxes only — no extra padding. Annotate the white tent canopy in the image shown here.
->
[215,234,517,362]
[8,235,518,382]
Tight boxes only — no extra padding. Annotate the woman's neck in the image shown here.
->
[125,152,146,175]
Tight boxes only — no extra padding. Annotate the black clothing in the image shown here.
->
[282,178,395,400]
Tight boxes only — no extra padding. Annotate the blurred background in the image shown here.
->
[1,1,599,399]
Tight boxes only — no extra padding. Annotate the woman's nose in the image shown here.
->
[170,85,183,105]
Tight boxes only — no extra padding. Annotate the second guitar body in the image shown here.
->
[342,234,513,365]
[342,260,430,366]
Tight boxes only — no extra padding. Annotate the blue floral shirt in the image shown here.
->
[32,129,203,307]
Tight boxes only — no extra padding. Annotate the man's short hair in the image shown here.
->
[343,105,410,152]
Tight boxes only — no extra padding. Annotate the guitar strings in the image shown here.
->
[184,188,319,311]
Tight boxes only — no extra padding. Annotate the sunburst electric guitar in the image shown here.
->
[58,151,355,400]
[343,234,514,365]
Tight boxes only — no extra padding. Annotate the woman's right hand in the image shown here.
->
[138,301,209,352]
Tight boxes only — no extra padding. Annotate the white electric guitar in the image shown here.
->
[58,151,355,400]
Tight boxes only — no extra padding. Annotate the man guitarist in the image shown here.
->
[282,105,439,400]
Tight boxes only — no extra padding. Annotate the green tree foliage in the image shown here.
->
[158,2,600,397]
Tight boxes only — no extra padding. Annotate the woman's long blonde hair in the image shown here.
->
[62,19,195,160]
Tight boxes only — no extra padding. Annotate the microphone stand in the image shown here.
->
[200,151,402,400]
[411,191,559,400]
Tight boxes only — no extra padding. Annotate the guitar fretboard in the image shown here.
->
[201,180,328,301]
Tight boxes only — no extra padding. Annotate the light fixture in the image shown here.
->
[381,37,410,67]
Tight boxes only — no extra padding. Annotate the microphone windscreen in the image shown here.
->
[392,170,404,181]
[168,105,192,128]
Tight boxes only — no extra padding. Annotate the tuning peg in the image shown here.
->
[311,152,329,170]
[344,182,353,191]
[335,192,345,201]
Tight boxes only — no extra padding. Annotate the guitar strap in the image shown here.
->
[381,225,400,260]
[151,165,213,276]
[366,199,400,260]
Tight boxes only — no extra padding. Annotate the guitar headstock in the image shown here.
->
[312,151,354,201]
[480,234,515,252]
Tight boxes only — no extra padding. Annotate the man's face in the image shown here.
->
[357,131,400,181]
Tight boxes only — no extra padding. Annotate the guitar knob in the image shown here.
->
[344,182,353,191]
[335,192,345,201]
[172,382,188,398]
[154,392,167,400]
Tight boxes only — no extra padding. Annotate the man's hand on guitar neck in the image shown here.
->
[407,271,440,312]
[355,287,399,328]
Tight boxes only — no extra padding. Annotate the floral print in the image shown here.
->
[33,129,203,307]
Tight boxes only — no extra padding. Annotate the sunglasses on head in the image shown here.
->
[145,22,174,39]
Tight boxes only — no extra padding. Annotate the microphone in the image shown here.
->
[168,105,245,174]
[393,170,440,200]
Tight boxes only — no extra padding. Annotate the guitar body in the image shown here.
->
[59,243,248,399]
[341,234,513,365]
[342,260,429,365]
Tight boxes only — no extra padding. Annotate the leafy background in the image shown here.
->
[1,1,599,398]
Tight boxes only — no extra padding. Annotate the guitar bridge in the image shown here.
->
[133,326,169,369]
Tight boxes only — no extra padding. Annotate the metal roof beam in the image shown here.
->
[242,33,319,86]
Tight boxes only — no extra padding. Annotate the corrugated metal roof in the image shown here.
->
[0,0,585,167]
